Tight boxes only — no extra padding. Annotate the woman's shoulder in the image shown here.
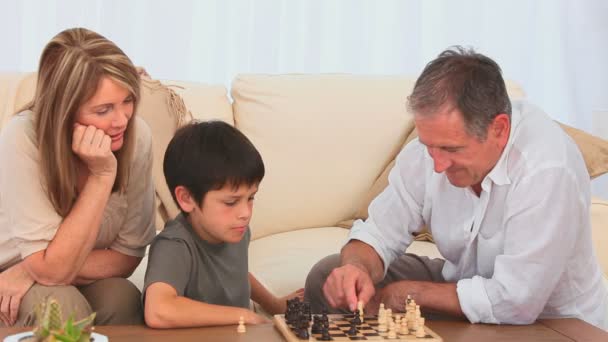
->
[0,110,37,154]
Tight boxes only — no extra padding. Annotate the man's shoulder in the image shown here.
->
[508,101,587,180]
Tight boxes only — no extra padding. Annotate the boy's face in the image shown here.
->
[188,183,258,244]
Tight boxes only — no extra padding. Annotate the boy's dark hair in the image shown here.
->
[163,120,265,210]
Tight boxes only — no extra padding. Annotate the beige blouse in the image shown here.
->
[0,111,156,269]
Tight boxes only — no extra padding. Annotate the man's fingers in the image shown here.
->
[357,280,375,306]
[343,273,359,311]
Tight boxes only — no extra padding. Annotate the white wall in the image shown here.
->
[1,0,606,196]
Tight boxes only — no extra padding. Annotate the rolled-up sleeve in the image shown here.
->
[109,118,156,257]
[348,141,428,275]
[457,167,584,324]
[0,114,62,263]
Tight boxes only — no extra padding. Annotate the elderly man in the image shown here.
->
[304,47,607,330]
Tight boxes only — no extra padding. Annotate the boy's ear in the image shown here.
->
[174,186,196,213]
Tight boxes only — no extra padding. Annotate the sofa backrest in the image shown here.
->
[232,74,417,239]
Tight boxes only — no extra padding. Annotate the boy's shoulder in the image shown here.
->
[154,215,194,243]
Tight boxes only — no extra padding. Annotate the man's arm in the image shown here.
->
[340,240,385,283]
[367,280,465,318]
[144,282,268,328]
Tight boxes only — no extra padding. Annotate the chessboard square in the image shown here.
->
[331,332,348,337]
[363,337,383,341]
[361,332,380,337]
[336,323,351,327]
[329,326,342,331]
[366,322,379,327]
[347,337,367,341]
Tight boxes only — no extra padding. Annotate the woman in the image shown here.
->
[0,28,155,326]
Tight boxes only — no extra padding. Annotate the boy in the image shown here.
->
[143,121,303,328]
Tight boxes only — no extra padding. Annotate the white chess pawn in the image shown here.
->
[386,308,392,323]
[387,320,397,339]
[400,317,409,335]
[378,303,385,318]
[415,317,426,338]
[237,316,246,333]
[358,301,365,323]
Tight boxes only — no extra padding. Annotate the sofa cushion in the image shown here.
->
[232,74,418,240]
[248,226,443,297]
[249,227,350,296]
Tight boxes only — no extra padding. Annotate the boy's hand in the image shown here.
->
[243,310,271,324]
[264,288,305,315]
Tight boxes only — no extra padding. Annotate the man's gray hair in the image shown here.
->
[407,46,512,140]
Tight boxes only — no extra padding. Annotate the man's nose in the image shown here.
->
[428,148,452,173]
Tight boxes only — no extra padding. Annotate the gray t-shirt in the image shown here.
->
[143,213,251,308]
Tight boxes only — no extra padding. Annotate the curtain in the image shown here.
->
[1,0,606,195]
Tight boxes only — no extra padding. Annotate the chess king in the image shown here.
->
[304,46,608,330]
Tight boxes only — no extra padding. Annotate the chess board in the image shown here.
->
[273,313,443,341]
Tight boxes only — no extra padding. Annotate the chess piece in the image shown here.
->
[352,309,362,325]
[237,316,246,333]
[387,320,397,339]
[347,320,358,336]
[400,316,409,335]
[416,317,426,338]
[358,300,365,322]
[378,303,385,318]
[311,315,322,334]
[319,324,332,341]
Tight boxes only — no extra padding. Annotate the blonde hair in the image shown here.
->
[26,27,140,217]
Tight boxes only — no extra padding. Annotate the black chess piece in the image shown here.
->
[311,315,322,334]
[319,326,332,341]
[298,327,310,339]
[351,309,362,325]
[347,320,358,336]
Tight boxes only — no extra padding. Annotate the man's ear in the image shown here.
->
[492,113,511,145]
[174,186,196,213]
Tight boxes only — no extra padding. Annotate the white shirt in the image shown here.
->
[349,101,608,329]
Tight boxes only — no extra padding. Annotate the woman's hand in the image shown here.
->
[72,124,117,180]
[0,263,35,326]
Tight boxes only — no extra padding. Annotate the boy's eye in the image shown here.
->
[248,196,255,202]
[224,201,237,207]
[124,96,134,104]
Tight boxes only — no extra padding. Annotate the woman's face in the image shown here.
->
[74,76,134,151]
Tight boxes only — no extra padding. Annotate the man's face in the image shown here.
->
[414,105,509,191]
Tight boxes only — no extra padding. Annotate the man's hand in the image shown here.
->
[72,124,117,180]
[365,282,406,314]
[0,263,35,326]
[322,263,375,311]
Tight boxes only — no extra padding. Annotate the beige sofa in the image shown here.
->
[1,72,607,303]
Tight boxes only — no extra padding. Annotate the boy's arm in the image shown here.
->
[249,273,304,315]
[144,281,268,328]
